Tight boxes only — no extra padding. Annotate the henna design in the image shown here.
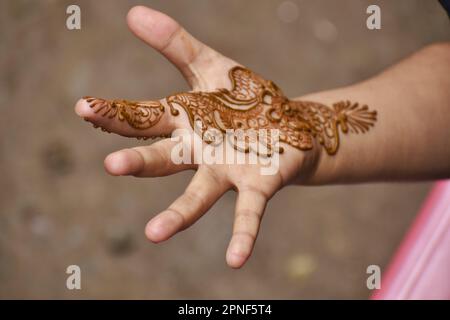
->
[83,97,171,140]
[84,66,377,155]
[84,97,165,129]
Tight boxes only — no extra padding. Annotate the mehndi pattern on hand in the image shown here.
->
[84,66,377,155]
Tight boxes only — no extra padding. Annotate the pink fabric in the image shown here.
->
[372,181,450,300]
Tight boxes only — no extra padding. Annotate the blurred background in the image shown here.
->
[0,0,449,299]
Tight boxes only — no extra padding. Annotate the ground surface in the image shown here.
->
[0,0,449,299]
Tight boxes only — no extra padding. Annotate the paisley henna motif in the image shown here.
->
[84,66,377,155]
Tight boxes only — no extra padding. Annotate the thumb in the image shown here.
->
[127,6,231,90]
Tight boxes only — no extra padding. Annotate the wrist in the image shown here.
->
[290,84,376,185]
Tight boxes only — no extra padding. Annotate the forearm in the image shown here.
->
[298,42,450,185]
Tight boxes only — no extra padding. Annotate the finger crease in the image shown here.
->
[184,190,208,212]
[239,185,269,201]
[160,25,183,53]
[167,208,187,229]
[233,231,256,242]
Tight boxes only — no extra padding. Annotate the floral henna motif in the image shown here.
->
[83,97,170,140]
[83,97,165,129]
[84,66,377,155]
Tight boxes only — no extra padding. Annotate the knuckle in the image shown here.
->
[236,209,260,222]
[202,166,225,187]
[233,231,256,243]
[183,190,208,210]
[239,184,270,201]
[169,208,187,229]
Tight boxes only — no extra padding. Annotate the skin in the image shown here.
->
[74,6,450,268]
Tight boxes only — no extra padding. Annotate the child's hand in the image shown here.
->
[74,6,376,268]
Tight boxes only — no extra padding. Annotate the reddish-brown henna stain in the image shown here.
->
[84,66,377,155]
